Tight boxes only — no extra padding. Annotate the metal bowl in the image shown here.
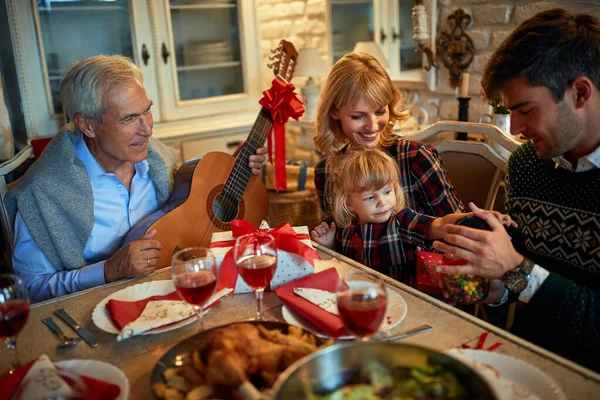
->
[271,342,497,399]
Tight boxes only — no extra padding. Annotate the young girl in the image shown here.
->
[311,148,513,282]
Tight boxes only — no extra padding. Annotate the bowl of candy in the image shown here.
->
[430,257,490,304]
[271,342,497,399]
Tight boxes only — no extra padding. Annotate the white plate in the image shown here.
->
[92,280,196,335]
[55,359,129,400]
[460,349,566,400]
[282,284,408,339]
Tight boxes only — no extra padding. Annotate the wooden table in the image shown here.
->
[2,245,599,399]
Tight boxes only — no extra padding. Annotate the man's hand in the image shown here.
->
[104,230,162,283]
[233,140,267,176]
[311,222,336,249]
[432,206,524,279]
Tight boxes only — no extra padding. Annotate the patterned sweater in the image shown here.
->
[506,142,600,371]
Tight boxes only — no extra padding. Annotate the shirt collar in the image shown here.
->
[74,133,150,178]
[552,145,600,172]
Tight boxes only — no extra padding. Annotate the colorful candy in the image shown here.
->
[427,259,490,303]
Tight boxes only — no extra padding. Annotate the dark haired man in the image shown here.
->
[433,8,600,372]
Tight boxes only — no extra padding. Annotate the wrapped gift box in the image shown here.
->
[261,161,315,192]
[210,224,316,294]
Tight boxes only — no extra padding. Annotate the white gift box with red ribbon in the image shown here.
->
[209,222,318,294]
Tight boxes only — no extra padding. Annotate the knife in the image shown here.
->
[54,308,98,348]
[381,324,433,342]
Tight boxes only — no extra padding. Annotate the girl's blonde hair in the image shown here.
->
[329,148,406,228]
[314,53,408,154]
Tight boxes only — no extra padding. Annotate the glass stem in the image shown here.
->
[255,289,265,320]
[194,306,205,331]
[5,337,21,372]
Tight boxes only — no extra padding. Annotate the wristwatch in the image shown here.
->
[503,257,536,296]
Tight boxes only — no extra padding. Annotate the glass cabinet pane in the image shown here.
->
[35,0,134,115]
[396,0,420,73]
[331,0,374,63]
[169,0,243,102]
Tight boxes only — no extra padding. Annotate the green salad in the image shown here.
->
[311,360,467,400]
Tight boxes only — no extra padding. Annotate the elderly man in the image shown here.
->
[7,55,266,303]
[433,9,600,371]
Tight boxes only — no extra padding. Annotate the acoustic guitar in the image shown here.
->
[147,40,299,269]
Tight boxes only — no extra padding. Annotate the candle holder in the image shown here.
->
[457,97,471,140]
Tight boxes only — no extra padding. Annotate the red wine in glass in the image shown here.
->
[173,271,217,306]
[236,254,277,290]
[171,247,217,331]
[337,291,387,338]
[0,274,30,374]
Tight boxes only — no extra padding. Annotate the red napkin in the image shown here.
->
[274,267,348,338]
[106,291,221,330]
[0,357,121,400]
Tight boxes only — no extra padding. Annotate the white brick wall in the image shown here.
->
[256,0,598,155]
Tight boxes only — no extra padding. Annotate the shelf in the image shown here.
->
[170,4,236,10]
[177,61,241,72]
[38,5,126,12]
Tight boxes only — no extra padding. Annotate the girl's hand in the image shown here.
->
[427,212,471,239]
[311,222,337,249]
[468,202,517,227]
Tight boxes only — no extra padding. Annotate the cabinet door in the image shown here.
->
[7,0,156,139]
[330,0,378,63]
[150,0,261,122]
[387,0,437,90]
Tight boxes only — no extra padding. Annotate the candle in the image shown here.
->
[460,72,470,98]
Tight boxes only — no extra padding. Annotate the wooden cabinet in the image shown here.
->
[329,0,437,91]
[6,0,262,144]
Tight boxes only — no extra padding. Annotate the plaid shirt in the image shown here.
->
[315,139,463,282]
[337,209,435,282]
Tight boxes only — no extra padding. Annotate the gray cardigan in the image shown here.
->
[5,124,179,271]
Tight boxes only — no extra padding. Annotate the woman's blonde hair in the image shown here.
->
[314,53,408,154]
[329,148,406,228]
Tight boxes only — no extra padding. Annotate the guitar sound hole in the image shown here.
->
[213,193,239,223]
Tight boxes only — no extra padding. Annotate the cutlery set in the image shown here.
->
[42,309,98,349]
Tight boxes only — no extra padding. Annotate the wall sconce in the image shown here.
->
[412,0,435,71]
[436,8,475,88]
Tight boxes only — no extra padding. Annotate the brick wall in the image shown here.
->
[256,0,600,161]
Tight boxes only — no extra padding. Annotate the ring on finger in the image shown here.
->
[147,259,151,265]
[445,253,455,259]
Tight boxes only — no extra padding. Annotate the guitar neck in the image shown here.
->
[222,108,272,201]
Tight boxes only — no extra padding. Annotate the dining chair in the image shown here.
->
[0,137,52,273]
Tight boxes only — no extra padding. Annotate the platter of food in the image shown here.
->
[151,321,332,399]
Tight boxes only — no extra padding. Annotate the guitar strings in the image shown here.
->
[199,109,273,247]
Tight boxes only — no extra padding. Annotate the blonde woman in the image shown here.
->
[313,53,463,282]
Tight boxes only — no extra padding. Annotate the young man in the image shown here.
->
[7,55,266,303]
[433,9,600,372]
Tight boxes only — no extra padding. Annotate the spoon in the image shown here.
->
[42,317,80,349]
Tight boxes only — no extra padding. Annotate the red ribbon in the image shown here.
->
[461,332,503,351]
[259,78,305,192]
[211,220,320,296]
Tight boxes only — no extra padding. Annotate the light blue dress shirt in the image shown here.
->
[13,135,159,303]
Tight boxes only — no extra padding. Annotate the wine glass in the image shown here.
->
[171,247,218,331]
[336,271,387,341]
[233,232,277,321]
[0,274,30,374]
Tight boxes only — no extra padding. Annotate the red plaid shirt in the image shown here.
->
[315,139,463,282]
[337,209,435,281]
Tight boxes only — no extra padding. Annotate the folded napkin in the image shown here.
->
[106,289,229,335]
[0,355,121,400]
[274,267,348,338]
[447,349,540,400]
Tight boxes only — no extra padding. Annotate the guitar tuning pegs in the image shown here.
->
[267,63,274,69]
[268,55,277,61]
[270,48,277,54]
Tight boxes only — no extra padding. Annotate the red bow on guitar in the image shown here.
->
[259,79,304,192]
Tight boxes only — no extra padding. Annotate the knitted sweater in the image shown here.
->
[5,124,179,272]
[506,141,600,371]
